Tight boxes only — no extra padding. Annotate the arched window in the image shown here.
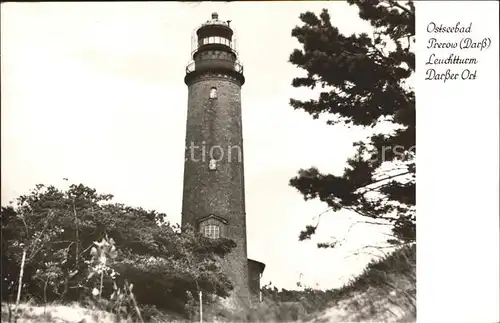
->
[204,224,220,239]
[209,87,217,99]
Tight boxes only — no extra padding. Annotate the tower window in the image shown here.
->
[198,215,227,238]
[209,158,217,170]
[204,224,220,239]
[209,87,217,99]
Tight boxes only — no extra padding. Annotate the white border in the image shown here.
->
[417,2,499,322]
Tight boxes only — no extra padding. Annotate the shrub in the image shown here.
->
[1,183,236,316]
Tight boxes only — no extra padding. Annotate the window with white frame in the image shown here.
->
[199,215,227,239]
[204,224,220,239]
[209,158,217,170]
[209,87,217,99]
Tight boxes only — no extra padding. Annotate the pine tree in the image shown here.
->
[289,0,415,244]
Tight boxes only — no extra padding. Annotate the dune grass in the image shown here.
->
[303,243,416,323]
[2,244,415,323]
[1,301,188,323]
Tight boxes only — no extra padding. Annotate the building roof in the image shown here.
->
[200,12,231,28]
[248,258,266,273]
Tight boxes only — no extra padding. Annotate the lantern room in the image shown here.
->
[197,12,234,48]
[192,12,237,56]
[185,12,244,85]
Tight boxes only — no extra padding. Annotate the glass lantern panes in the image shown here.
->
[199,36,232,47]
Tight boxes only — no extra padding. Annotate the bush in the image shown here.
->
[1,183,236,316]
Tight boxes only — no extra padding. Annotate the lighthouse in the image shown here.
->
[181,12,265,306]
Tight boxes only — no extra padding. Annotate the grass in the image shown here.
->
[302,243,416,323]
[1,302,187,323]
[2,244,415,323]
[2,302,125,323]
[200,243,416,322]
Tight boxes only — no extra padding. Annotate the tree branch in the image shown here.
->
[367,171,411,188]
[386,0,413,15]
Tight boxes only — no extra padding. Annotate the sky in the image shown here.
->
[1,1,397,290]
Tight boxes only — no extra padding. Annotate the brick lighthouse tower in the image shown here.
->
[181,13,265,306]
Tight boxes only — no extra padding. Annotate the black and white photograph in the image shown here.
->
[1,1,497,323]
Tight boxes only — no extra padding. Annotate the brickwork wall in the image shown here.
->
[182,72,250,305]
